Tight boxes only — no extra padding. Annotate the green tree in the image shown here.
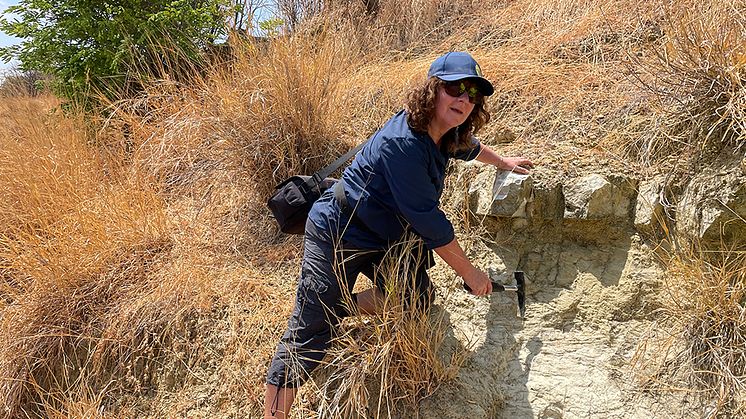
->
[0,0,229,103]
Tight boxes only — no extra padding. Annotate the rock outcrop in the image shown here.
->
[420,161,743,419]
[634,178,665,233]
[676,164,746,243]
[563,174,637,220]
[470,168,532,218]
[462,162,745,244]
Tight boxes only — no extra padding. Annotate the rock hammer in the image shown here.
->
[463,271,526,318]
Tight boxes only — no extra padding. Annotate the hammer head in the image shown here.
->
[514,271,526,318]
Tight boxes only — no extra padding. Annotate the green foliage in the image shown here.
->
[258,17,285,37]
[0,0,229,103]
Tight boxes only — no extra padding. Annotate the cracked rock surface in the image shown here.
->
[408,163,734,418]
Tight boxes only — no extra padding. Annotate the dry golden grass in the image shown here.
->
[626,0,746,162]
[0,94,293,417]
[0,95,170,415]
[312,235,468,418]
[633,243,746,416]
[0,69,49,97]
[103,29,363,198]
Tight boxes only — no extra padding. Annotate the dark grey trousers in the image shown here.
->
[265,219,434,388]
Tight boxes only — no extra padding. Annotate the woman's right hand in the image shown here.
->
[462,267,492,296]
[433,238,493,296]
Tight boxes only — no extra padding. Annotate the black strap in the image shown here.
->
[333,181,378,238]
[314,139,369,181]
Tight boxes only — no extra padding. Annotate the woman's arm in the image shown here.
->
[476,144,534,174]
[434,237,492,295]
[443,143,532,295]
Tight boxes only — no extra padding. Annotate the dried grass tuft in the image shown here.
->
[628,0,746,162]
[633,242,746,416]
[314,235,468,418]
[0,95,175,416]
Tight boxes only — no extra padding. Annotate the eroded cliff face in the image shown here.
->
[413,159,745,418]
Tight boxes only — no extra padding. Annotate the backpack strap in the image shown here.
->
[313,139,369,182]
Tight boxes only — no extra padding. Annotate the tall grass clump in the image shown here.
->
[239,29,361,189]
[97,27,388,253]
[634,243,746,416]
[0,96,173,416]
[630,0,746,162]
[105,28,363,203]
[314,235,467,418]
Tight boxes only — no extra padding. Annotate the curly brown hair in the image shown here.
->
[404,77,491,154]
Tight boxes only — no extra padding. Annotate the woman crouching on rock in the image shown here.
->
[264,51,533,418]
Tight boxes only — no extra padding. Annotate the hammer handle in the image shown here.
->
[463,282,506,293]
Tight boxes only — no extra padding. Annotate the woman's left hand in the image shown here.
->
[475,145,534,175]
[499,156,534,175]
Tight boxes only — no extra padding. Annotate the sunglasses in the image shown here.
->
[442,81,483,104]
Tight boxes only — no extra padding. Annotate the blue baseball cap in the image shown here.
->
[427,51,494,96]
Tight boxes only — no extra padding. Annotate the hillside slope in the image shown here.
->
[1,0,744,417]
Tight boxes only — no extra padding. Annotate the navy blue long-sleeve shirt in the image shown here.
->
[308,110,481,250]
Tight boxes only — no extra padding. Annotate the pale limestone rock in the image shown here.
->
[676,166,746,242]
[531,181,564,220]
[470,167,532,218]
[634,178,665,232]
[564,174,609,219]
[563,174,635,220]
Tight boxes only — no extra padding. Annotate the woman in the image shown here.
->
[264,51,533,418]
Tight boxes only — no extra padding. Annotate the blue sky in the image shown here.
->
[0,0,21,74]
